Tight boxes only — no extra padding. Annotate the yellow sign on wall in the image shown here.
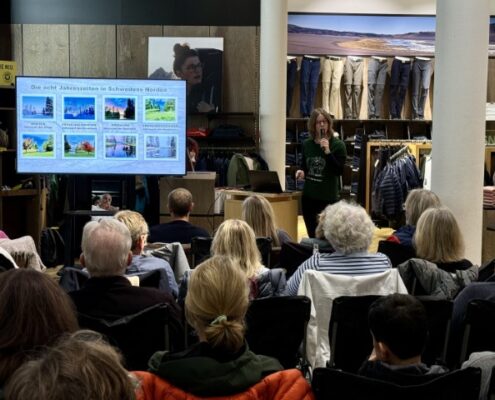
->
[0,61,16,87]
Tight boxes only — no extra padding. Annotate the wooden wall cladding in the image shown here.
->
[1,23,258,114]
[23,24,69,76]
[69,25,116,78]
[117,25,162,78]
[211,26,258,113]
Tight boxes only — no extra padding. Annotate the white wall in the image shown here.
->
[289,0,495,15]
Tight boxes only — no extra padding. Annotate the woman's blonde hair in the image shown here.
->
[404,189,441,226]
[5,330,136,400]
[414,207,465,263]
[241,195,280,246]
[185,255,249,353]
[211,219,262,278]
[307,107,334,139]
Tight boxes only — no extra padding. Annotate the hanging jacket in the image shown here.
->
[397,258,479,299]
[133,369,314,400]
[227,153,266,187]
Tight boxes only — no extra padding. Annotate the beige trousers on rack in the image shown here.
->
[321,57,344,118]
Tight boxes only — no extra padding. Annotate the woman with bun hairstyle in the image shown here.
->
[173,43,217,113]
[147,255,283,397]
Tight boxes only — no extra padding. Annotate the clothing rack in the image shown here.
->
[365,140,432,212]
[389,145,410,162]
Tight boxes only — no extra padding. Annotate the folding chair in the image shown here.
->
[78,303,175,371]
[245,295,311,371]
[378,240,416,268]
[460,299,495,364]
[312,367,481,400]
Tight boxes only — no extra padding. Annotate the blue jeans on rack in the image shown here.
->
[287,58,298,116]
[367,57,388,119]
[300,56,321,117]
[411,59,432,119]
[389,58,412,119]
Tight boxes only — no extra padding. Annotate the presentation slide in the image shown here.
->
[16,76,187,175]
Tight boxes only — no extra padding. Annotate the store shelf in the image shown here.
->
[0,189,37,197]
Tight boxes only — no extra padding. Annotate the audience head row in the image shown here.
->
[211,219,263,278]
[241,194,281,247]
[5,331,136,400]
[0,269,78,385]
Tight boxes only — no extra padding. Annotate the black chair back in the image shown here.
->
[58,266,90,292]
[255,237,272,267]
[78,303,170,370]
[133,269,166,290]
[460,299,495,363]
[190,236,213,267]
[417,296,453,366]
[328,295,381,372]
[278,241,313,279]
[312,367,481,400]
[245,295,311,369]
[378,240,416,268]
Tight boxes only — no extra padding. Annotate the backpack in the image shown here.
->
[40,227,65,268]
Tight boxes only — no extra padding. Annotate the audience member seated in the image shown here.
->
[211,219,287,299]
[69,219,181,324]
[287,201,391,296]
[5,330,136,400]
[0,269,78,389]
[0,234,46,271]
[241,194,292,247]
[149,188,209,244]
[358,294,448,384]
[114,210,178,297]
[147,255,286,397]
[414,207,473,273]
[299,205,334,252]
[387,189,441,247]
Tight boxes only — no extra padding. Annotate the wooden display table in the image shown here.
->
[223,190,302,241]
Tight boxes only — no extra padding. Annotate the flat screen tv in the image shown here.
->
[16,76,187,175]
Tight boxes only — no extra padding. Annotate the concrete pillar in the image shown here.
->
[259,0,287,188]
[431,0,490,264]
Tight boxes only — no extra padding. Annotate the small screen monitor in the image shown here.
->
[16,76,187,176]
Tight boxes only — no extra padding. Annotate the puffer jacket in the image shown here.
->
[397,258,478,299]
[250,268,287,299]
[133,369,314,400]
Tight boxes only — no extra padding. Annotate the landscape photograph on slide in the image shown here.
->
[288,14,436,56]
[63,96,96,120]
[104,97,136,121]
[21,133,55,157]
[105,134,137,159]
[21,96,55,120]
[145,134,177,159]
[144,97,177,122]
[63,134,96,158]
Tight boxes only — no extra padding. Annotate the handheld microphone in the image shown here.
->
[320,128,325,148]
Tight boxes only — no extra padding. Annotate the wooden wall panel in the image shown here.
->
[211,26,257,113]
[23,25,69,76]
[162,26,209,37]
[69,25,116,77]
[12,25,23,75]
[117,25,162,78]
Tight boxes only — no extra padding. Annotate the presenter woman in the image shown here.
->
[296,108,347,238]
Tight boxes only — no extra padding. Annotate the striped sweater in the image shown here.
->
[286,251,392,296]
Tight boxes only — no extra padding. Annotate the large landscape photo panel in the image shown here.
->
[148,37,223,113]
[288,14,436,57]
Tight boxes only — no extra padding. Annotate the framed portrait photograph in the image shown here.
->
[148,37,224,114]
